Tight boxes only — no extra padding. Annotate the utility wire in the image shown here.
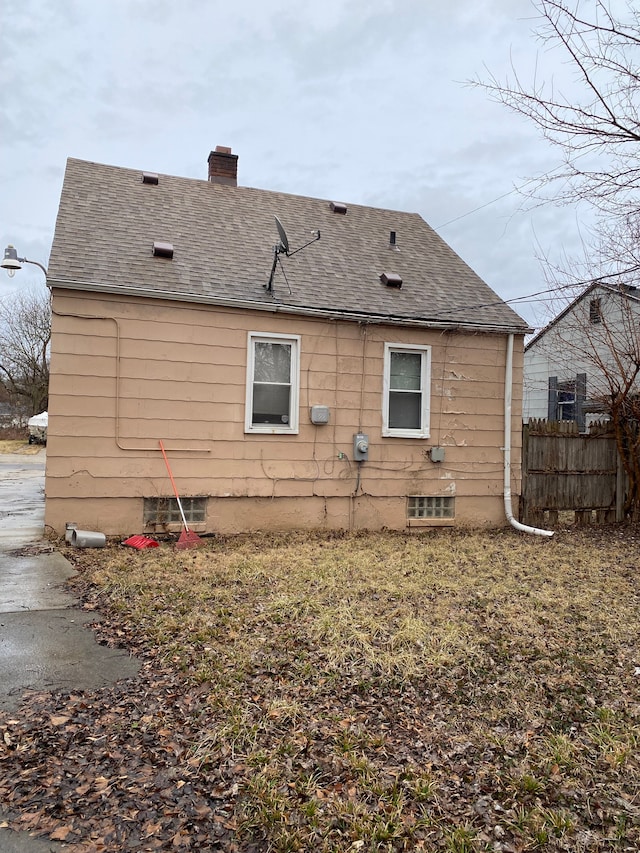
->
[436,187,527,229]
[430,264,640,319]
[435,150,596,230]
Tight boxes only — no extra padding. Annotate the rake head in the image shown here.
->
[176,528,204,550]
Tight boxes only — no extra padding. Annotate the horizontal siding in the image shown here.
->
[48,389,511,433]
[46,291,524,531]
[45,470,505,501]
[46,414,515,454]
[45,448,506,482]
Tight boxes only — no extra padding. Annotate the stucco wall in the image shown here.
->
[45,290,524,535]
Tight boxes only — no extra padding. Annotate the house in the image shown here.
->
[523,282,640,430]
[44,147,530,536]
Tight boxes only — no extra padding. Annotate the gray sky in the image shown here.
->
[0,0,596,328]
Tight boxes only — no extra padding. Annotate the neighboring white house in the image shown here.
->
[524,283,640,430]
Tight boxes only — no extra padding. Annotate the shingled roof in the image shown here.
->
[48,154,529,334]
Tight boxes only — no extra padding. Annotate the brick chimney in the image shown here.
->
[208,146,238,186]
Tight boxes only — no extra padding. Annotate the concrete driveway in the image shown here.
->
[0,449,47,550]
[0,448,140,851]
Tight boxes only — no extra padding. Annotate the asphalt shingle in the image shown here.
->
[48,157,529,333]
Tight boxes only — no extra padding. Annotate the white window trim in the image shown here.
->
[245,332,300,434]
[382,343,431,438]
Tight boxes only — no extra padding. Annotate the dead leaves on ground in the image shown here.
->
[1,679,240,851]
[1,528,639,851]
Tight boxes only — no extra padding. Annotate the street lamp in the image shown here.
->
[1,245,48,278]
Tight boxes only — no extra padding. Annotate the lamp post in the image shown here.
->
[1,245,48,278]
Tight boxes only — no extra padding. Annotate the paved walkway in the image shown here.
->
[0,450,47,550]
[0,448,140,852]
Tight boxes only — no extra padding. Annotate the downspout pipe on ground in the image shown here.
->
[504,333,554,538]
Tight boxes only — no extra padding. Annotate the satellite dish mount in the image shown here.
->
[266,215,321,293]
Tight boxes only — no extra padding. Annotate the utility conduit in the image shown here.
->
[51,307,209,453]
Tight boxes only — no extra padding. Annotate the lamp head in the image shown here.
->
[1,245,22,278]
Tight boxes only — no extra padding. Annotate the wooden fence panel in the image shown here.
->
[521,419,621,526]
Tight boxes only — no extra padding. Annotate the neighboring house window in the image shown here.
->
[548,373,587,431]
[557,380,576,421]
[589,298,602,324]
[408,495,454,519]
[245,332,300,433]
[382,343,431,437]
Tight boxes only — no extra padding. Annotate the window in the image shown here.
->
[557,380,576,421]
[408,496,454,519]
[382,343,431,437]
[548,373,587,430]
[144,497,206,527]
[589,298,602,324]
[245,332,300,433]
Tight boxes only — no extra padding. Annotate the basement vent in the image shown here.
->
[408,496,455,519]
[330,201,347,214]
[142,172,159,185]
[153,241,174,259]
[144,496,206,527]
[380,272,402,288]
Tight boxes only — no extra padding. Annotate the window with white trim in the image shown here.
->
[245,333,300,434]
[382,343,431,438]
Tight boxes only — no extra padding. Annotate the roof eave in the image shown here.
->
[48,278,531,335]
[524,281,639,351]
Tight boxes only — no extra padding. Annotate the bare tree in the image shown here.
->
[526,283,640,515]
[479,1,640,223]
[480,1,640,515]
[0,287,50,417]
[575,288,640,516]
[477,0,640,297]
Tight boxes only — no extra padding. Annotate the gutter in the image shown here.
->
[504,333,554,537]
[48,278,531,336]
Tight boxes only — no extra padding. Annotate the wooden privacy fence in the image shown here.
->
[521,419,625,527]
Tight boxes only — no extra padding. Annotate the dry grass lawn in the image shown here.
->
[0,439,41,454]
[1,527,639,851]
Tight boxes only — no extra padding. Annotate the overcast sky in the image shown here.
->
[0,0,602,328]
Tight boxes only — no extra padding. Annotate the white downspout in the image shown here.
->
[504,333,554,537]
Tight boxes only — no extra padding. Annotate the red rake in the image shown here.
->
[159,440,204,550]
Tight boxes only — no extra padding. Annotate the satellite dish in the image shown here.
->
[265,214,321,293]
[274,216,290,255]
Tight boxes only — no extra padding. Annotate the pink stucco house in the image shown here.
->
[44,147,529,536]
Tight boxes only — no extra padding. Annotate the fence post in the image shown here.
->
[616,449,625,523]
[521,422,529,524]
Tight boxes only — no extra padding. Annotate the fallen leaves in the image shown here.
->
[1,528,639,851]
[50,824,74,840]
